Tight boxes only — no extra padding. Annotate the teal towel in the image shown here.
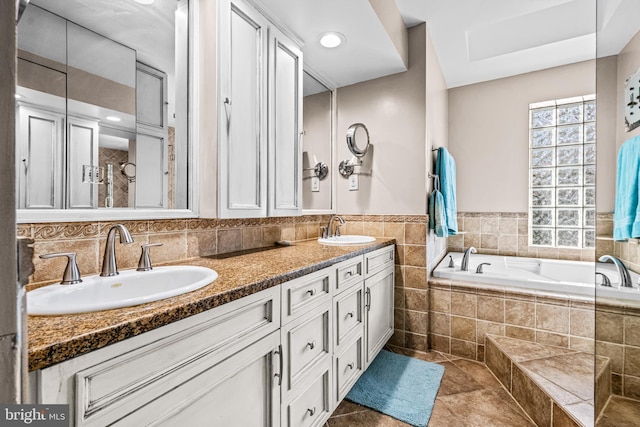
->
[429,186,448,238]
[614,135,640,241]
[436,147,458,236]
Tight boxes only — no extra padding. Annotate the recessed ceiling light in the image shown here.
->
[105,116,121,122]
[320,32,345,48]
[134,0,154,5]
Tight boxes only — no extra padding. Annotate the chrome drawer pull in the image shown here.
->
[306,289,316,296]
[307,341,316,350]
[347,311,354,318]
[345,270,353,277]
[307,407,316,416]
[347,363,354,370]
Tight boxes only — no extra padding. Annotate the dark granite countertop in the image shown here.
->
[28,238,395,371]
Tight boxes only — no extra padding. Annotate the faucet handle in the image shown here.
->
[39,252,82,285]
[476,263,491,274]
[335,223,344,237]
[137,243,163,271]
[320,226,328,239]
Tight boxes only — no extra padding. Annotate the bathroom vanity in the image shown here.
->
[28,241,395,426]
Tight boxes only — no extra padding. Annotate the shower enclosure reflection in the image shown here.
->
[15,0,189,213]
[595,3,640,416]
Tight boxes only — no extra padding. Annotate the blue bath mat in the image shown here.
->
[346,350,445,427]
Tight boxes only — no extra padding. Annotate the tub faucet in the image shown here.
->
[461,246,477,272]
[101,224,134,277]
[327,215,345,238]
[598,255,632,288]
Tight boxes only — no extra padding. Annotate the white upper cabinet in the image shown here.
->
[268,27,303,217]
[217,0,302,218]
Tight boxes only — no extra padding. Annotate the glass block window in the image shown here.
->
[529,95,595,248]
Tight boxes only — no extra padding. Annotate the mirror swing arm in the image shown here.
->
[339,122,371,178]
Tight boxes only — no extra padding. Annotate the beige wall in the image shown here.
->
[596,56,618,213]
[448,61,596,212]
[335,24,427,215]
[302,90,333,211]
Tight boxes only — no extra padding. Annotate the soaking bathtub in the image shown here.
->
[433,252,640,302]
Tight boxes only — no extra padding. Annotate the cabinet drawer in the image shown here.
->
[335,335,364,403]
[365,245,394,278]
[283,361,331,427]
[334,285,363,351]
[282,268,332,324]
[281,302,332,397]
[335,256,363,294]
[74,287,280,425]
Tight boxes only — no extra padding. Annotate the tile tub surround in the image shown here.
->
[339,215,432,353]
[596,212,640,276]
[27,238,395,371]
[595,302,640,400]
[427,277,596,362]
[448,212,595,262]
[485,335,609,427]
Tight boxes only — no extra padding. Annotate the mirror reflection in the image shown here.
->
[302,71,333,212]
[16,0,189,211]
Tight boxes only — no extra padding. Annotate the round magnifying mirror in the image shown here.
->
[346,123,370,158]
[120,162,136,182]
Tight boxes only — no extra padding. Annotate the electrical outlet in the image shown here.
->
[311,177,320,192]
[348,174,359,191]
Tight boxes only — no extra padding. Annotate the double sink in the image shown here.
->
[28,224,375,316]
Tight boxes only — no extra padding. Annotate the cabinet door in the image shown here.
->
[134,133,168,208]
[268,27,303,217]
[16,105,65,209]
[110,331,281,427]
[364,266,394,366]
[136,63,167,132]
[218,0,269,218]
[67,117,98,209]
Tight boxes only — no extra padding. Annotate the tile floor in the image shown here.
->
[597,395,640,427]
[326,346,536,427]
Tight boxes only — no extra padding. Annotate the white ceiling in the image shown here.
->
[24,0,640,90]
[262,0,640,88]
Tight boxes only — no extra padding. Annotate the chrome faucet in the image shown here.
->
[461,246,477,272]
[327,215,345,238]
[101,224,134,277]
[599,255,633,288]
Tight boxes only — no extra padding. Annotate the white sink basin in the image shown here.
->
[28,266,218,316]
[317,235,376,246]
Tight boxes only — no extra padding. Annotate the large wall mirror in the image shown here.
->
[302,69,335,213]
[16,0,194,222]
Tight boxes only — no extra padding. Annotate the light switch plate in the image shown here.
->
[348,174,359,191]
[311,177,320,192]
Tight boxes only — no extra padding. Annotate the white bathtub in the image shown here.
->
[433,252,640,302]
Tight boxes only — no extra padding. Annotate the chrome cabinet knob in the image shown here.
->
[307,341,316,350]
[306,289,316,296]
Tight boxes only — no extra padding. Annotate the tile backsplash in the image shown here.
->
[20,216,331,286]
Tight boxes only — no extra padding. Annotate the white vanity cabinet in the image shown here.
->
[217,0,303,218]
[30,245,395,426]
[364,246,395,367]
[280,268,334,427]
[31,287,281,426]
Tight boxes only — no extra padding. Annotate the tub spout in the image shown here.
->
[461,246,477,272]
[598,255,632,288]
